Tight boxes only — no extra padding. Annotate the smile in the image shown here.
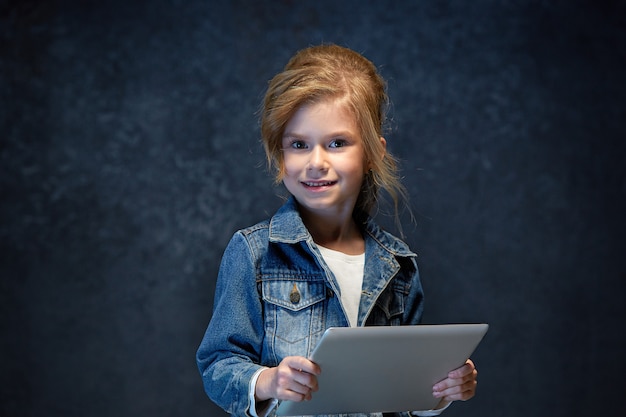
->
[301,180,337,187]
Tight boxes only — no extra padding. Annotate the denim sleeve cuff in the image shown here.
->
[411,400,452,416]
[248,367,278,417]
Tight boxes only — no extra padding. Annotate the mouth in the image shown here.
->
[301,180,337,188]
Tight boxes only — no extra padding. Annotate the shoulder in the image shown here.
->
[217,220,272,276]
[362,218,416,258]
[228,219,271,253]
[238,218,271,237]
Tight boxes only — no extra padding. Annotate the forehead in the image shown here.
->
[284,98,358,136]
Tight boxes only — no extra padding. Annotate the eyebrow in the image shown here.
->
[282,131,356,139]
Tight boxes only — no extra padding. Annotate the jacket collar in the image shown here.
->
[268,196,311,244]
[269,196,416,259]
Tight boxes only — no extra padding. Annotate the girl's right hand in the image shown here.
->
[255,356,321,402]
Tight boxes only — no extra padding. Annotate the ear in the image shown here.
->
[366,137,387,172]
[379,136,387,157]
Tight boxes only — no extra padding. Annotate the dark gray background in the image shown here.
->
[2,1,625,416]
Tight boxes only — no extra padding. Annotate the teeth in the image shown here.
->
[304,181,334,187]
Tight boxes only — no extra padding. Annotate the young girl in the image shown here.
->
[196,44,478,417]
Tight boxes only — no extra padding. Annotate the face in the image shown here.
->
[281,99,367,219]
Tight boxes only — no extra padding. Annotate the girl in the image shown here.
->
[196,44,478,417]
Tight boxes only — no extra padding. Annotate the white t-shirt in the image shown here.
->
[317,245,365,328]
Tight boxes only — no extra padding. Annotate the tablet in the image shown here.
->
[276,323,488,416]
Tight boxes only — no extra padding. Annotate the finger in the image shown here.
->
[276,385,312,402]
[433,363,478,400]
[447,380,477,401]
[294,368,319,392]
[286,367,317,391]
[433,378,477,402]
[274,370,315,401]
[294,360,322,376]
[447,359,475,379]
[284,356,322,376]
[270,356,322,402]
[433,370,476,393]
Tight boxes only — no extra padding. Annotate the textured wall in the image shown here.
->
[2,1,625,416]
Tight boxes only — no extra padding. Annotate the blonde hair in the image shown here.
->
[261,44,407,220]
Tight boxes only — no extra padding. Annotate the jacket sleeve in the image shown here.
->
[196,231,266,416]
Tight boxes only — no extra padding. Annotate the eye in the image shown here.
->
[283,138,308,150]
[290,140,307,149]
[329,138,347,148]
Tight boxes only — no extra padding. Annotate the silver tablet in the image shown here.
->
[276,323,488,416]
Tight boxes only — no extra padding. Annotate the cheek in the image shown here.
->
[281,161,294,178]
[278,154,294,178]
[281,155,304,177]
[346,158,368,179]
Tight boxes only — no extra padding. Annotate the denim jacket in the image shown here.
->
[196,197,425,417]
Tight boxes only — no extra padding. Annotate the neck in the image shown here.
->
[299,209,365,255]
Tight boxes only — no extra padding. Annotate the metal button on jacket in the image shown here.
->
[289,283,301,304]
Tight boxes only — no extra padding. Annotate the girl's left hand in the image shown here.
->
[432,359,478,403]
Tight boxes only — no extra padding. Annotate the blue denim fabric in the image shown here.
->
[196,197,425,417]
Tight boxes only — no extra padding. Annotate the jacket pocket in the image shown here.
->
[368,280,409,325]
[261,274,327,360]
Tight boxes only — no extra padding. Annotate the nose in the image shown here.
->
[307,145,328,171]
